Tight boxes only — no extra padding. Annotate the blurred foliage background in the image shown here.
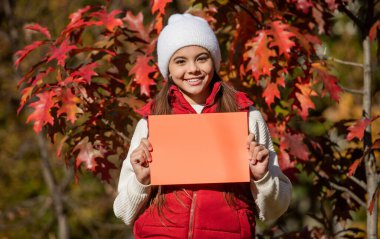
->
[0,0,379,238]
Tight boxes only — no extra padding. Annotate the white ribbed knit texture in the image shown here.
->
[113,106,292,225]
[157,13,221,79]
[247,107,292,221]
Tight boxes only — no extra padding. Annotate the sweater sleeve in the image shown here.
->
[248,106,292,221]
[113,118,152,226]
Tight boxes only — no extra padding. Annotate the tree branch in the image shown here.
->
[327,57,363,68]
[37,134,70,239]
[59,158,75,193]
[338,4,363,28]
[328,181,367,208]
[348,175,367,190]
[80,94,129,142]
[101,118,128,142]
[339,84,364,95]
[230,0,263,28]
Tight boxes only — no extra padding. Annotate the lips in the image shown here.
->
[185,77,203,86]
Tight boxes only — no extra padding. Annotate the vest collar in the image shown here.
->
[136,81,253,117]
[168,81,222,112]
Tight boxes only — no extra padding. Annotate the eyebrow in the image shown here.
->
[172,52,210,61]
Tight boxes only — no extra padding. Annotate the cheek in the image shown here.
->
[202,62,214,75]
[168,65,184,79]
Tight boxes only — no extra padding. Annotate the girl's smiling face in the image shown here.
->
[168,45,214,105]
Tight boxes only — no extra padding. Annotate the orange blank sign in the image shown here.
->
[148,112,250,185]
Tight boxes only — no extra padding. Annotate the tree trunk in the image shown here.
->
[37,134,70,239]
[362,36,378,239]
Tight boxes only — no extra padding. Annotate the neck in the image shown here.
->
[180,88,210,105]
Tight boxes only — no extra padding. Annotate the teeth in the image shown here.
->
[187,78,201,82]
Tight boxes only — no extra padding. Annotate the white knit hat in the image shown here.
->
[157,13,221,79]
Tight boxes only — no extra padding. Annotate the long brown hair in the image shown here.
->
[148,73,243,222]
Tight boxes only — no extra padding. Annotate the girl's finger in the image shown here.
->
[140,142,152,162]
[257,148,269,162]
[249,141,257,151]
[247,133,256,148]
[141,138,153,151]
[142,155,150,167]
[249,147,257,165]
[251,142,259,160]
[248,141,257,161]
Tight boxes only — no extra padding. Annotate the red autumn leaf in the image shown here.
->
[69,5,92,23]
[278,143,300,180]
[57,135,69,158]
[145,39,158,55]
[281,133,309,161]
[278,144,292,168]
[73,137,103,171]
[151,0,172,15]
[47,38,77,67]
[123,11,150,42]
[18,86,35,115]
[29,67,54,85]
[57,89,84,123]
[129,55,157,97]
[296,0,313,13]
[59,6,95,39]
[295,82,317,119]
[71,62,98,84]
[25,23,51,39]
[190,7,217,24]
[90,9,123,32]
[369,20,380,41]
[372,137,380,150]
[26,91,57,133]
[154,14,164,33]
[229,11,257,71]
[62,12,99,38]
[244,31,276,80]
[347,118,372,141]
[17,60,50,88]
[18,67,54,114]
[71,47,116,57]
[312,3,326,34]
[312,63,341,101]
[15,41,47,68]
[288,26,321,55]
[263,81,281,106]
[321,74,341,101]
[268,21,296,58]
[348,158,362,176]
[325,0,338,11]
[61,19,91,38]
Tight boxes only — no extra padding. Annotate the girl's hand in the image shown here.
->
[247,133,269,181]
[130,138,152,185]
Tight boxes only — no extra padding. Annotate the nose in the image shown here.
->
[188,61,200,74]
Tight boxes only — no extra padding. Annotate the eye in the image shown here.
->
[197,55,210,62]
[174,59,186,65]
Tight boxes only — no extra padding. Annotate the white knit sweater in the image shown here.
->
[113,106,292,226]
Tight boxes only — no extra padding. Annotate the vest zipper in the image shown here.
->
[188,191,197,239]
[201,83,222,113]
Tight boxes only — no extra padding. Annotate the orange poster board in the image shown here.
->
[148,112,250,185]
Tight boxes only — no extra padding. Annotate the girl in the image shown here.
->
[114,13,292,239]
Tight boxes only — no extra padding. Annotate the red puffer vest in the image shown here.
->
[135,81,256,239]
